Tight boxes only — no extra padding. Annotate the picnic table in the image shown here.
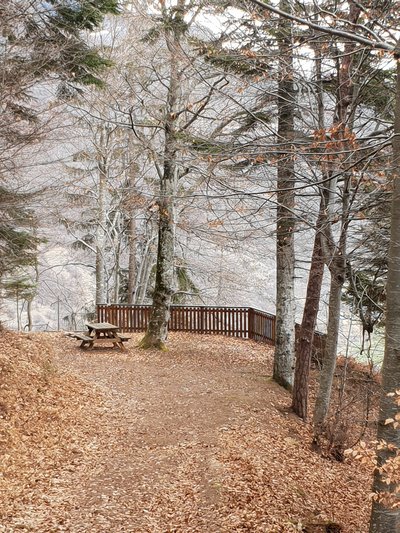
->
[72,322,129,351]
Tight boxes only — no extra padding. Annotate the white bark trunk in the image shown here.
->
[127,213,136,304]
[95,130,108,305]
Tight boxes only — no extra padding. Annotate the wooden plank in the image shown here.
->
[73,334,92,342]
[173,307,178,331]
[122,306,126,332]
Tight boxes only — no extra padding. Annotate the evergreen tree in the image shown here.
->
[0,186,40,278]
[0,0,120,307]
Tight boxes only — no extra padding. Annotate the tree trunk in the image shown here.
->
[127,213,136,304]
[274,0,296,390]
[140,184,175,349]
[313,169,350,433]
[292,36,326,420]
[140,11,183,349]
[16,290,21,331]
[111,211,122,303]
[26,299,33,331]
[134,232,155,304]
[369,52,400,533]
[292,207,325,420]
[95,134,108,305]
[126,154,137,305]
[313,1,359,434]
[313,262,345,431]
[113,244,121,303]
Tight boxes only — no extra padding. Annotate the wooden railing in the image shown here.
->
[96,304,326,358]
[97,304,277,344]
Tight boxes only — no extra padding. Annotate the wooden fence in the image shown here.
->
[97,304,277,344]
[97,304,326,357]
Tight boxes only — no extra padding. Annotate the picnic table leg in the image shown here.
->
[111,332,126,351]
[80,340,93,349]
[114,336,126,352]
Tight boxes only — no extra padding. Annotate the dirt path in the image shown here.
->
[26,333,278,532]
[2,332,373,532]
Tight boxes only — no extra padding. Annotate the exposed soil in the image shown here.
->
[0,331,372,532]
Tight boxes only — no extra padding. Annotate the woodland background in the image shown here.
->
[0,0,389,366]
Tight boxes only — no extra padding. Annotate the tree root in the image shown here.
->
[138,333,167,351]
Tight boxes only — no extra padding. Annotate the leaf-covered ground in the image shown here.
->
[0,331,372,532]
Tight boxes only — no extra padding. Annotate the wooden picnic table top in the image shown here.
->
[86,322,120,331]
[69,323,128,351]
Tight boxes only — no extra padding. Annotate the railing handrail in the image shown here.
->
[97,303,253,310]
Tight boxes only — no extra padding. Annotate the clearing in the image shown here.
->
[0,331,371,532]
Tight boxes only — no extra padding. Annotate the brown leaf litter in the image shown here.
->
[0,331,373,532]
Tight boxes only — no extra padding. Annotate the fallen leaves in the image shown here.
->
[1,331,374,532]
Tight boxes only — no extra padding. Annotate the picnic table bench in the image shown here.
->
[68,322,129,351]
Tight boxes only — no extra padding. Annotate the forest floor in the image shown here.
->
[0,331,373,532]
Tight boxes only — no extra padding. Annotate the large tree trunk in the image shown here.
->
[274,0,296,390]
[369,53,400,533]
[113,242,121,303]
[112,211,123,303]
[140,175,175,348]
[140,9,183,349]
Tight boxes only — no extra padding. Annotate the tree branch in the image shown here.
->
[243,0,395,51]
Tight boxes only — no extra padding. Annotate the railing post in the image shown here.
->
[248,307,254,339]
